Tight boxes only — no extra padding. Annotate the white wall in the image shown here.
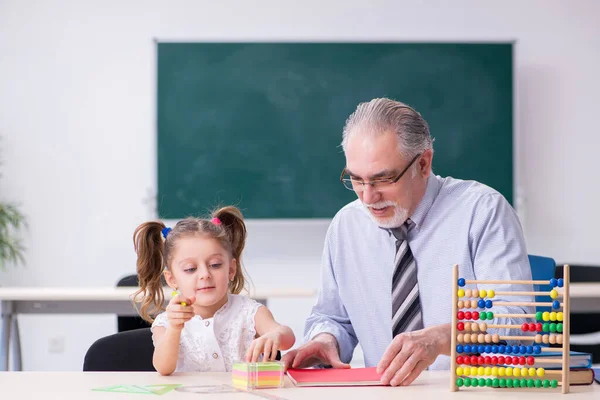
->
[0,0,598,370]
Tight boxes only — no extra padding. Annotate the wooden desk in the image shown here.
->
[0,371,597,399]
[565,283,600,313]
[0,287,317,372]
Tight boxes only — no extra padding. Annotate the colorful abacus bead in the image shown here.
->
[535,311,543,321]
[536,322,543,332]
[528,323,537,332]
[552,300,560,310]
[458,278,466,287]
[542,312,550,321]
[550,289,558,299]
[535,334,542,343]
[526,356,535,366]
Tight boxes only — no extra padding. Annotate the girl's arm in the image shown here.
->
[246,306,296,362]
[151,326,182,375]
[152,294,196,375]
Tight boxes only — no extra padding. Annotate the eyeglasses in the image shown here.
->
[340,153,422,193]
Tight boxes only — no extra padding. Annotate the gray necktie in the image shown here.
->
[391,219,424,337]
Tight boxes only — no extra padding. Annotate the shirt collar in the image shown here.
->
[409,174,442,230]
[379,174,442,237]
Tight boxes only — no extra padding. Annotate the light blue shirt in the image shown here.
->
[304,174,533,370]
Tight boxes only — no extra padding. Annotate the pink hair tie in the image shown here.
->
[211,217,222,226]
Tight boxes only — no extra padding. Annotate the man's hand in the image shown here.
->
[377,324,451,386]
[281,333,351,370]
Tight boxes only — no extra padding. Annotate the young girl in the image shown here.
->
[133,206,295,375]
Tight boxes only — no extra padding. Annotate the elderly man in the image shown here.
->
[282,98,533,386]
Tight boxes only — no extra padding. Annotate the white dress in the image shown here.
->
[151,294,262,372]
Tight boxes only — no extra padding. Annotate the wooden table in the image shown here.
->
[0,287,317,371]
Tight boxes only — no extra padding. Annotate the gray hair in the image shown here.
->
[341,98,434,157]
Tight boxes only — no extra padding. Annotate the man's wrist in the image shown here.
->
[313,332,337,347]
[434,323,452,356]
[311,333,341,368]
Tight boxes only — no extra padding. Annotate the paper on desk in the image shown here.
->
[92,384,182,395]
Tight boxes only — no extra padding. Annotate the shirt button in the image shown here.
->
[205,321,210,327]
[212,353,219,359]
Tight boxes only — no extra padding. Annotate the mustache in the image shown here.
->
[363,200,397,209]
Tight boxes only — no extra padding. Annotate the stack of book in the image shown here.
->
[533,350,594,385]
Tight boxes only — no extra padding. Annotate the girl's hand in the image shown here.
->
[246,331,282,362]
[165,294,196,331]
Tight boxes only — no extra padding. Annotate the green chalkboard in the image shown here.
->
[157,43,512,219]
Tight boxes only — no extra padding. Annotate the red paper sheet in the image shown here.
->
[287,367,385,387]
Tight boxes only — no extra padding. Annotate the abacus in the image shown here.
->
[450,264,571,393]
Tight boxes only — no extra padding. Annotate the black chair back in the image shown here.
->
[117,274,152,332]
[83,328,155,371]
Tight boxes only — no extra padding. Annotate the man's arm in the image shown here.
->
[303,221,358,364]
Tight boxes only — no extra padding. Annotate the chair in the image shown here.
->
[555,264,600,363]
[527,254,557,313]
[83,328,155,371]
[117,274,152,332]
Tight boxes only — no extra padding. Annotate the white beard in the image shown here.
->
[362,200,409,228]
